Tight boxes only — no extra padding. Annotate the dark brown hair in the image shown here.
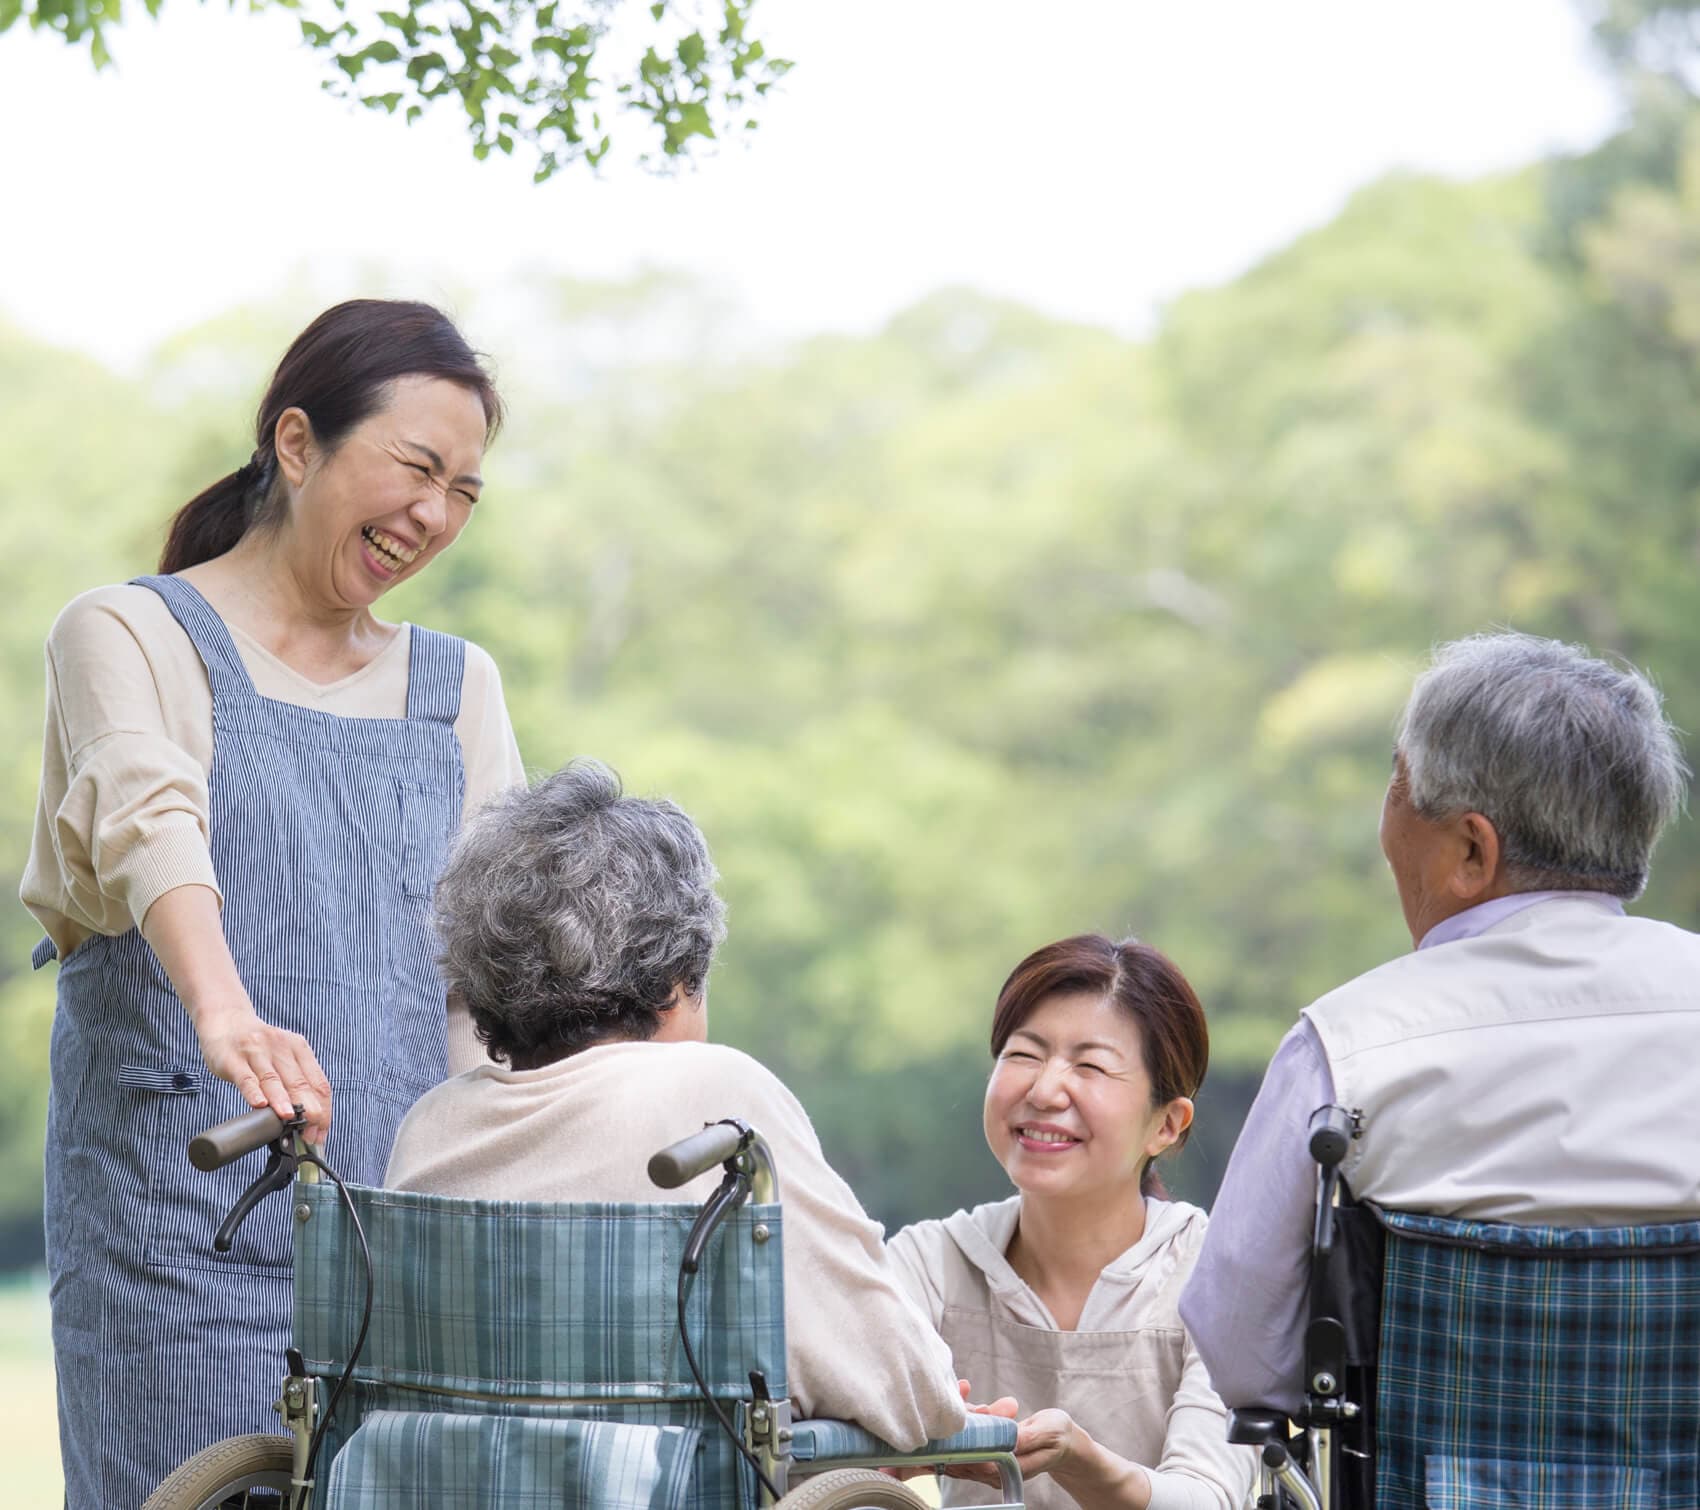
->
[990,933,1209,1197]
[159,299,504,574]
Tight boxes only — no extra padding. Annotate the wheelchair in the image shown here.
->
[1226,1105,1700,1510]
[145,1108,1024,1510]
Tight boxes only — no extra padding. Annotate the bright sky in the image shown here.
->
[0,0,1622,371]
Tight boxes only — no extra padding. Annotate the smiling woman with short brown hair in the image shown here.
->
[889,934,1256,1510]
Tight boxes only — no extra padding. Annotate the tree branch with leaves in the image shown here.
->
[3,0,792,180]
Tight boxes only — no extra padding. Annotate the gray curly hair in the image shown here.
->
[435,759,728,1067]
[1398,633,1688,899]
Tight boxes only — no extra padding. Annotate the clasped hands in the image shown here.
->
[886,1380,1087,1486]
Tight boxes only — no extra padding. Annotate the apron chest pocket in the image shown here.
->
[396,780,456,898]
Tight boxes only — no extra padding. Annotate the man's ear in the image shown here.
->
[1450,811,1503,902]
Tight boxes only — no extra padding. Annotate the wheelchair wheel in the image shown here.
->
[775,1468,932,1508]
[142,1432,295,1508]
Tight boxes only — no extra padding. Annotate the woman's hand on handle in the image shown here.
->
[140,883,333,1143]
[192,1000,332,1144]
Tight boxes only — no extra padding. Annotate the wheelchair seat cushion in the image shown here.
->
[324,1411,702,1509]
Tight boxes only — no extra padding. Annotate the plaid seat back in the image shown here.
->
[293,1181,787,1510]
[1374,1210,1700,1510]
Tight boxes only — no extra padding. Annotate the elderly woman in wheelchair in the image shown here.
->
[149,760,1023,1510]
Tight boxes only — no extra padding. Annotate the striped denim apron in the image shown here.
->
[41,573,465,1507]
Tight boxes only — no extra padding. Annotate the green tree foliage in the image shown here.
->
[8,109,1700,1256]
[1,0,790,179]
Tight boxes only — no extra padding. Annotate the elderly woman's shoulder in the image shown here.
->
[654,1039,797,1094]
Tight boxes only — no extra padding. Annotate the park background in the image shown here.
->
[6,0,1700,1501]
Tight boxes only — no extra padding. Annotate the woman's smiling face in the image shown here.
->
[983,989,1182,1205]
[277,374,487,609]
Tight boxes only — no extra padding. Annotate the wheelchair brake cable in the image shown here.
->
[297,1152,376,1502]
[676,1171,782,1502]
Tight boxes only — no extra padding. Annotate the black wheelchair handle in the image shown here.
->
[1308,1103,1354,1168]
[190,1107,288,1172]
[649,1120,748,1190]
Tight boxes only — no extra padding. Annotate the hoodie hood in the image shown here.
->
[939,1194,1208,1330]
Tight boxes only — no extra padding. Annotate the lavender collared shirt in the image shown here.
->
[1177,892,1625,1414]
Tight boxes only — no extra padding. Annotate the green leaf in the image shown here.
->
[677,30,705,71]
[405,49,446,82]
[649,1,664,17]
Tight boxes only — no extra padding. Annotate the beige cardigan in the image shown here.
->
[889,1197,1256,1510]
[22,583,524,1070]
[385,1039,969,1453]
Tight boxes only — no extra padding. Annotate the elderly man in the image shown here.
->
[1179,632,1698,1414]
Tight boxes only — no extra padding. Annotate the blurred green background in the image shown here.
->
[11,6,1700,1497]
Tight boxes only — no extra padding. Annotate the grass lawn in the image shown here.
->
[0,1273,61,1508]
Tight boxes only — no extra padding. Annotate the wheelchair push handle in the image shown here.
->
[189,1107,289,1172]
[649,1121,749,1189]
[1308,1103,1354,1168]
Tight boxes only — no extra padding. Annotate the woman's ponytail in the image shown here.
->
[158,454,274,574]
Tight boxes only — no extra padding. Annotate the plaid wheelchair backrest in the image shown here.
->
[1373,1209,1700,1510]
[292,1179,788,1509]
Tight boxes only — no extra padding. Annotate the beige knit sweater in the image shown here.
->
[385,1039,969,1452]
[21,582,525,1070]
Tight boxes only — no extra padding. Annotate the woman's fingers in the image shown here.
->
[272,1031,333,1143]
[196,1005,334,1143]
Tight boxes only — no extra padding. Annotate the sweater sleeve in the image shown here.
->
[22,590,220,951]
[884,1220,949,1332]
[734,1065,968,1451]
[1143,1327,1260,1510]
[455,640,525,821]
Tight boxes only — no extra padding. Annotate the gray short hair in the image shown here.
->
[435,759,728,1067]
[1397,633,1688,899]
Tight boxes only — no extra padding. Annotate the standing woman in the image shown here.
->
[22,300,525,1505]
[888,935,1256,1510]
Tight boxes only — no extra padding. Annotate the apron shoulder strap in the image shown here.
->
[404,626,467,727]
[130,575,257,700]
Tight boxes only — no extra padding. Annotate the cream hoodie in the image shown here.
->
[889,1196,1255,1510]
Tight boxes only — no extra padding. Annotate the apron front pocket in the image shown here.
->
[122,1066,295,1277]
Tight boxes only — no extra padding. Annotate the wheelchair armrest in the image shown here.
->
[1226,1407,1291,1447]
[788,1413,1018,1464]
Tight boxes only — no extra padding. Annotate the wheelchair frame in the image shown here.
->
[1226,1103,1375,1510]
[147,1107,1024,1510]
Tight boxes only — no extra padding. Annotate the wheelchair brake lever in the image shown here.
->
[211,1106,308,1254]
